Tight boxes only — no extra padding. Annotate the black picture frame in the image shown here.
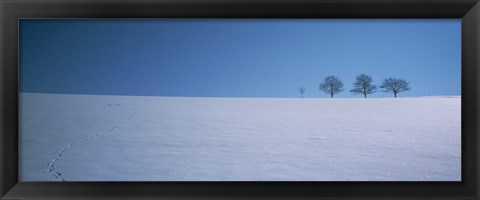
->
[1,0,479,199]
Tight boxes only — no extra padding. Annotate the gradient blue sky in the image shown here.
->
[20,19,461,98]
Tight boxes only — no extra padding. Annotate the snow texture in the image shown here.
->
[19,93,461,181]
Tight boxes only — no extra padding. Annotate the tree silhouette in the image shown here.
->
[319,76,344,98]
[350,74,376,98]
[380,77,410,98]
[299,87,306,98]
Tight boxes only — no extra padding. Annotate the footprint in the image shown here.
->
[52,172,63,179]
[46,104,135,181]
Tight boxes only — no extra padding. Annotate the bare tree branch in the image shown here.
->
[380,77,411,98]
[350,74,376,98]
[319,76,344,98]
[299,87,306,98]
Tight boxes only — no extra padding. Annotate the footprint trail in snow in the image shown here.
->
[46,104,136,181]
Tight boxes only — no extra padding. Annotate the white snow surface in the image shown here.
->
[19,93,461,181]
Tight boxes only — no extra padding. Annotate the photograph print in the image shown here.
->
[19,19,461,181]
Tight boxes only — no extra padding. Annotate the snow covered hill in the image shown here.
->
[19,93,461,181]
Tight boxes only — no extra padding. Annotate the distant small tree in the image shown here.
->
[319,76,344,98]
[380,77,410,98]
[350,74,376,98]
[299,87,306,98]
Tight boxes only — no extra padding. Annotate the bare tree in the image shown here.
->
[299,87,306,98]
[380,77,410,98]
[319,76,344,98]
[350,74,376,98]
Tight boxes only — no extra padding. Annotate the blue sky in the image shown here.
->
[20,19,461,98]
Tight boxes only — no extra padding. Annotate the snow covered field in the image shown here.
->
[19,93,461,181]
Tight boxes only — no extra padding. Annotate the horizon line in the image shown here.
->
[19,92,462,99]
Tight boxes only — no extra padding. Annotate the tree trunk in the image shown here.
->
[394,93,397,98]
[301,93,303,98]
[331,94,333,98]
[364,93,367,98]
